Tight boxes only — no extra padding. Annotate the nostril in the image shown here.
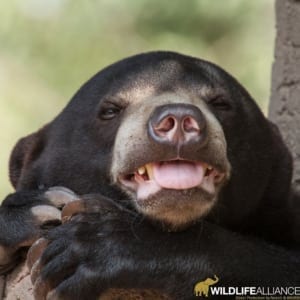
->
[154,116,176,135]
[183,116,200,133]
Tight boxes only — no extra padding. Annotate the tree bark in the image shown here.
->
[0,262,33,300]
[269,0,300,193]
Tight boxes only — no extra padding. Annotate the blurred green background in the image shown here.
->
[0,0,274,199]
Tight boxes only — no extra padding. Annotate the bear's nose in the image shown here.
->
[148,104,206,145]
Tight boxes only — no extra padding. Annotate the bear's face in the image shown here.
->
[10,52,292,230]
[108,85,231,229]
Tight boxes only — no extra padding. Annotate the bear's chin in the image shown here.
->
[133,188,217,231]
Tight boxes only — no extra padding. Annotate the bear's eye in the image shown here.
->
[99,104,122,120]
[208,96,231,111]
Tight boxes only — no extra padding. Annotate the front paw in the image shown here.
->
[27,205,146,300]
[0,187,79,274]
[27,200,172,300]
[28,215,115,300]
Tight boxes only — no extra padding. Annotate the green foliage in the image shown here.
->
[0,0,274,198]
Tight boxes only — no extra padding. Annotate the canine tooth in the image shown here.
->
[138,166,146,175]
[145,164,154,179]
[207,165,213,170]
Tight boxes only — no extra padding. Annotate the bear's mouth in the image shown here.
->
[119,159,225,200]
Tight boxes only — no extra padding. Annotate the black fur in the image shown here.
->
[1,52,299,299]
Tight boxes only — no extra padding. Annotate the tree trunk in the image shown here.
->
[269,0,300,193]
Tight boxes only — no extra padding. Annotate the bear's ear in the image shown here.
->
[9,126,47,189]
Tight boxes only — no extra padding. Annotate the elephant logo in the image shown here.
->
[194,275,219,297]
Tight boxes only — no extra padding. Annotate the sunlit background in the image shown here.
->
[0,0,275,199]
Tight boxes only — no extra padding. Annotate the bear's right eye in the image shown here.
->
[99,104,122,120]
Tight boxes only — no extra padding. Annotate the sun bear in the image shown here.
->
[0,52,299,299]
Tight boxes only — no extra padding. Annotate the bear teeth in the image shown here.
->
[138,166,146,175]
[145,164,154,179]
[136,164,153,181]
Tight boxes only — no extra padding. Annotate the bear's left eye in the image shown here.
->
[208,96,232,111]
[99,104,122,120]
